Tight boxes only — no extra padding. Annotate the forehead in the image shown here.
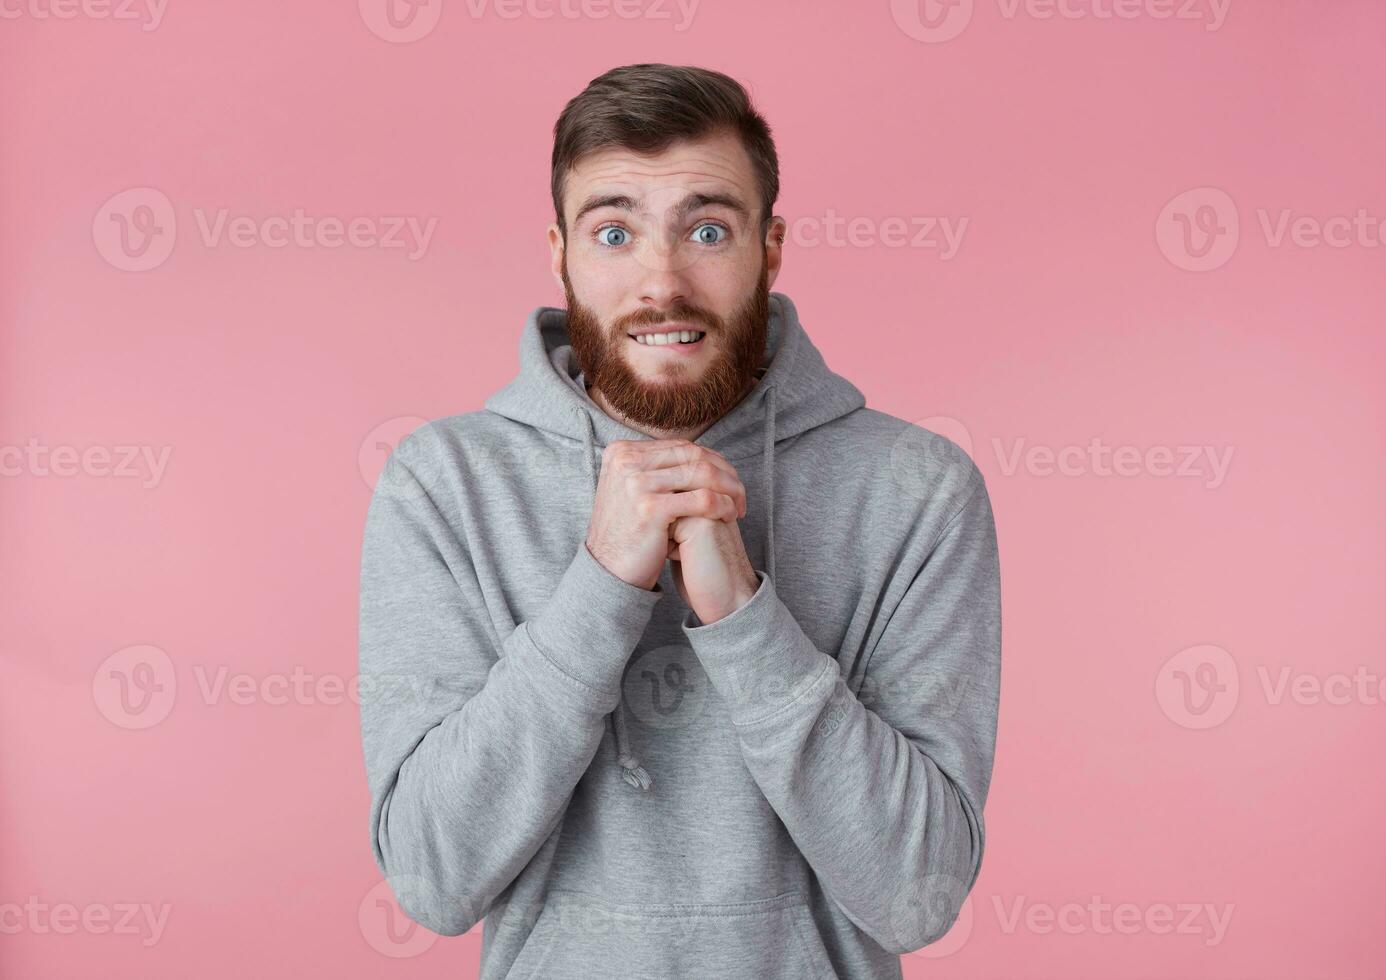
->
[564,130,758,222]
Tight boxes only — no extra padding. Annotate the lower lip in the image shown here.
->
[628,334,707,355]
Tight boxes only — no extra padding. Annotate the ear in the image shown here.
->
[547,222,565,292]
[763,215,786,291]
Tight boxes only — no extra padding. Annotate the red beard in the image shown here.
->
[562,254,770,431]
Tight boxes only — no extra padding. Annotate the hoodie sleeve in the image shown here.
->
[681,465,1001,956]
[359,442,662,937]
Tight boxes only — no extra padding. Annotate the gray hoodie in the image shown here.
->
[358,291,1002,979]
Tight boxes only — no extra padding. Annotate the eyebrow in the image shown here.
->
[571,191,750,228]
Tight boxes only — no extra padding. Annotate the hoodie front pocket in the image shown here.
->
[504,889,837,980]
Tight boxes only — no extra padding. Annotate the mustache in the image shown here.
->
[615,305,718,333]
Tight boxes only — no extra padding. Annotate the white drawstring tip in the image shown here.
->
[619,761,654,791]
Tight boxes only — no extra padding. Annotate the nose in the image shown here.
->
[636,237,693,312]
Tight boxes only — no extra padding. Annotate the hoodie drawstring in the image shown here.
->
[761,383,778,583]
[576,407,655,792]
[573,383,777,794]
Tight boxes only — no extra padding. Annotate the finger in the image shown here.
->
[608,443,746,517]
[634,447,744,510]
[635,442,739,480]
[604,440,700,477]
[607,438,696,451]
[607,443,741,508]
[655,488,739,524]
[633,462,746,517]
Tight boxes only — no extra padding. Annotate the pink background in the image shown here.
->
[3,1,1383,977]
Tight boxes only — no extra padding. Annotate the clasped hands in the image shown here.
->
[585,439,759,625]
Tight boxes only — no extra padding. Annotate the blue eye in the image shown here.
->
[597,226,628,248]
[691,223,727,245]
[595,223,727,249]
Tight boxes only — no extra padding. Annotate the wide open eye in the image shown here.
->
[690,222,728,245]
[596,226,629,248]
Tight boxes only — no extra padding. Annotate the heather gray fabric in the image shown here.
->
[358,291,1002,979]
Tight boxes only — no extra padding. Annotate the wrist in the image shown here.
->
[732,573,759,610]
[701,571,760,625]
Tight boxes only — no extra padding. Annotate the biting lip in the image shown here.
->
[625,328,708,352]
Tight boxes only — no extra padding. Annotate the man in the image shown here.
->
[359,63,1001,980]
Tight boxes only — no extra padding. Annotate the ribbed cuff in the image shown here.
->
[681,570,836,727]
[524,543,663,709]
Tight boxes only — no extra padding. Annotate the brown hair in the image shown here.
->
[550,64,780,242]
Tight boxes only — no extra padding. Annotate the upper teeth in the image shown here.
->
[633,330,705,345]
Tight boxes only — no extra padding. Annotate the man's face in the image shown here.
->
[548,129,784,431]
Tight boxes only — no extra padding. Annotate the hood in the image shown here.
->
[484,291,866,792]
